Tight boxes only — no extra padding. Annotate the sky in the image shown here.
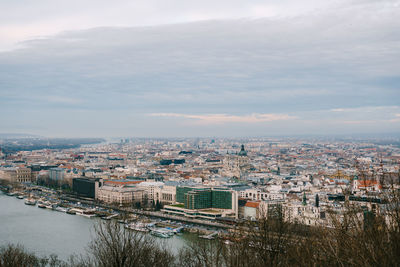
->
[0,0,399,138]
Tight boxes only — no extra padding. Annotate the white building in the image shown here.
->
[97,185,145,205]
[239,188,285,201]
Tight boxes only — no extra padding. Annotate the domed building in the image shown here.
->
[238,144,247,156]
[237,144,249,168]
[223,144,251,179]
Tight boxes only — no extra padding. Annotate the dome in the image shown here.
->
[238,144,247,156]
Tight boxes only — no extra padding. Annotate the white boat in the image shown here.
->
[66,209,76,215]
[101,213,118,220]
[125,222,150,232]
[55,206,68,212]
[69,208,84,215]
[71,208,97,218]
[24,199,37,206]
[200,231,219,240]
[150,228,174,238]
[81,212,97,218]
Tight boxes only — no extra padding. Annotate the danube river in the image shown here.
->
[0,192,190,260]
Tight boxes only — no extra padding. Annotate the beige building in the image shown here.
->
[0,167,32,183]
[97,184,145,205]
[135,182,177,204]
[159,184,176,204]
[222,145,250,178]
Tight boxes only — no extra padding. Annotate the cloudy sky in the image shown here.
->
[0,0,399,137]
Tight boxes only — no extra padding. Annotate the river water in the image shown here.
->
[0,192,191,260]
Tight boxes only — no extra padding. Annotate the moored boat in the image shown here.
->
[101,213,118,220]
[55,206,68,213]
[150,228,174,238]
[125,222,150,232]
[24,199,37,206]
[70,208,97,218]
[66,208,76,215]
[80,211,97,218]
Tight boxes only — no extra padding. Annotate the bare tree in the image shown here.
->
[84,221,175,267]
[223,217,303,267]
[317,187,400,267]
[177,237,225,267]
[0,244,48,267]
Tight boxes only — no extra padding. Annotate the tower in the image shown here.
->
[302,192,307,206]
[315,194,319,208]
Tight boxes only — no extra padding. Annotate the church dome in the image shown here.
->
[238,144,247,156]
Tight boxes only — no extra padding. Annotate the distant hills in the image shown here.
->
[0,133,42,139]
[0,136,105,154]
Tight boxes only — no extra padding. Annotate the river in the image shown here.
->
[0,192,191,260]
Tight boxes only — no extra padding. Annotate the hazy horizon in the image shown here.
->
[1,132,400,140]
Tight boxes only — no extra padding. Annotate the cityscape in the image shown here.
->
[2,136,400,225]
[1,0,400,266]
[1,136,400,265]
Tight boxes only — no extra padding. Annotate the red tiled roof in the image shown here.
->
[245,202,260,208]
[104,180,142,185]
[358,180,382,189]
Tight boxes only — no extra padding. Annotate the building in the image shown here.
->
[136,181,164,202]
[243,201,260,220]
[177,187,236,210]
[159,183,176,204]
[0,167,32,183]
[162,186,238,219]
[72,177,102,199]
[353,177,382,193]
[239,188,285,201]
[223,145,250,178]
[97,184,145,205]
[48,168,65,181]
[283,202,327,226]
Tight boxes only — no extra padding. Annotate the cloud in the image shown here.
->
[341,120,377,124]
[324,106,400,125]
[44,96,83,105]
[149,113,296,124]
[330,106,400,113]
[0,0,399,136]
[0,0,354,51]
[389,113,400,123]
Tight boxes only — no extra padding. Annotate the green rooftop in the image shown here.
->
[170,203,185,208]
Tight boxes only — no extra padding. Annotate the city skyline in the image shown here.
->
[1,0,399,137]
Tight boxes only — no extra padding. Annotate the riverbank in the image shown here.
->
[1,184,231,236]
[0,192,196,260]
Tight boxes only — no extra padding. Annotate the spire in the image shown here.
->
[315,194,319,208]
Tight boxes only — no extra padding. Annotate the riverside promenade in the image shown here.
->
[59,194,234,229]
